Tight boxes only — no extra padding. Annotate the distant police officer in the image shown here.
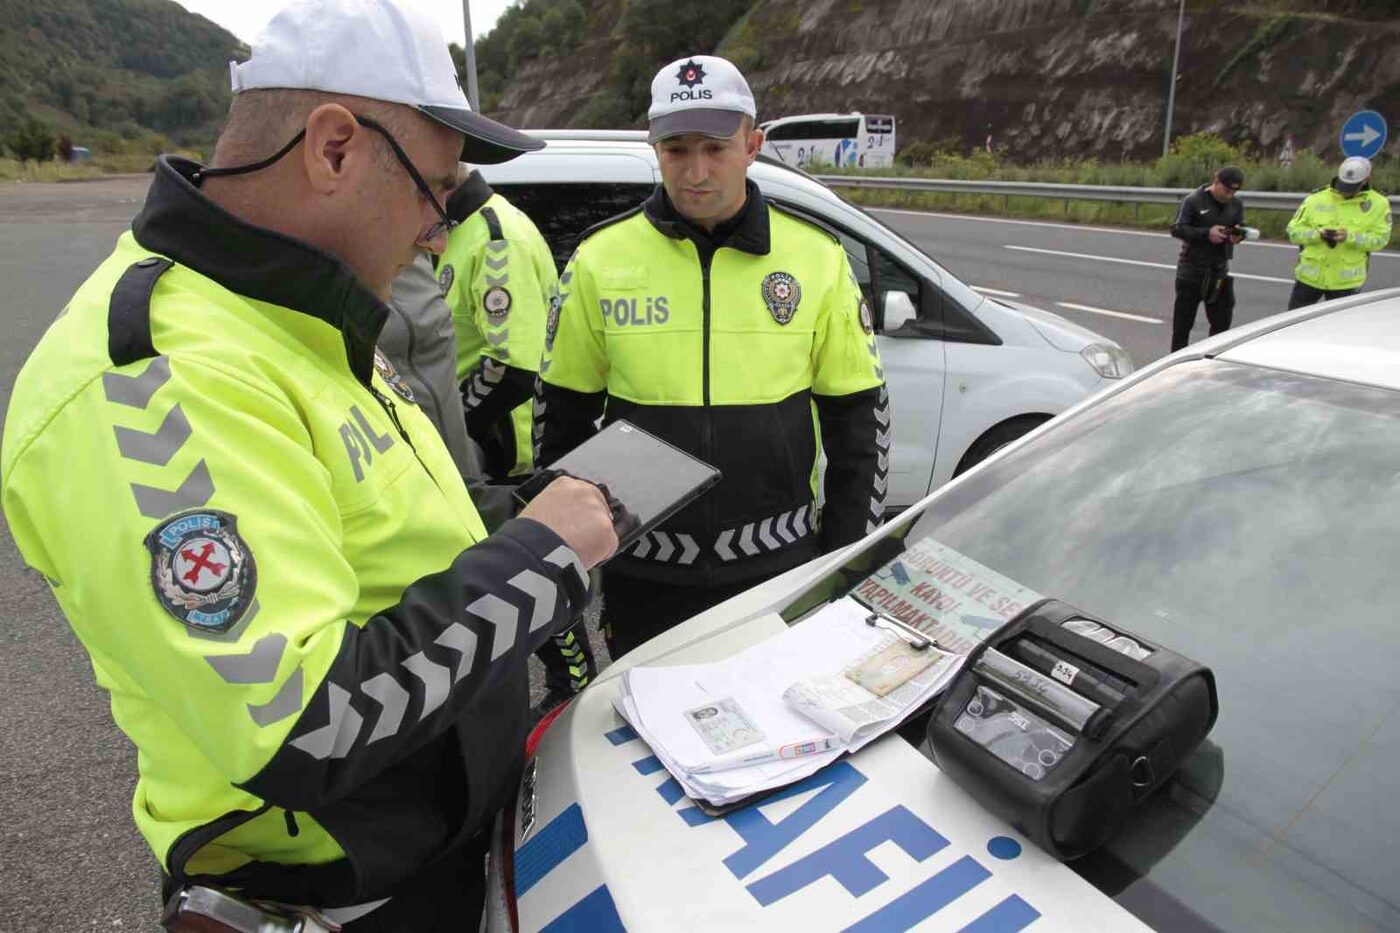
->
[535,55,891,658]
[1170,166,1246,352]
[436,171,599,707]
[0,1,617,929]
[1285,156,1393,309]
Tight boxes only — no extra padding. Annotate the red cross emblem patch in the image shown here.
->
[145,510,257,632]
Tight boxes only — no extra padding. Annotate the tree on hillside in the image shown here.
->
[8,114,54,162]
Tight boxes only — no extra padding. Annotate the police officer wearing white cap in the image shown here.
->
[535,55,891,659]
[1,0,620,928]
[1286,155,1393,308]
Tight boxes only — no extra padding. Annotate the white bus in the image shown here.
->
[760,112,896,169]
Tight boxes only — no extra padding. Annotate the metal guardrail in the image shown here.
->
[812,174,1400,212]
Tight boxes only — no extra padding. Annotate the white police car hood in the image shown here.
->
[498,555,1150,931]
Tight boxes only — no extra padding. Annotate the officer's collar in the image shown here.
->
[132,155,386,385]
[446,169,493,222]
[644,179,770,255]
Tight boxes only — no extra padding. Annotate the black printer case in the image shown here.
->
[926,599,1218,860]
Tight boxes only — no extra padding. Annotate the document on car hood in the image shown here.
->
[614,596,963,806]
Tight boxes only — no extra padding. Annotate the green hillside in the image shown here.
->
[0,0,244,157]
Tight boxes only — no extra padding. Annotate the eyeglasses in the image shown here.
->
[197,113,460,244]
[352,114,458,244]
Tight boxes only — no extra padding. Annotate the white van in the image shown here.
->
[479,131,1130,510]
[760,112,896,169]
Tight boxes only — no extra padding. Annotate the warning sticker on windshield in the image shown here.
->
[853,538,1042,654]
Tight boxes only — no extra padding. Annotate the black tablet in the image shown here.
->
[529,420,722,553]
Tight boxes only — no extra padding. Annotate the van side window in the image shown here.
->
[491,183,654,271]
[835,231,925,337]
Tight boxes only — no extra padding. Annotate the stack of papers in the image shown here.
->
[614,597,962,806]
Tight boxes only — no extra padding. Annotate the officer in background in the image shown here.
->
[437,172,554,480]
[1285,156,1393,309]
[535,55,891,659]
[1169,166,1246,352]
[435,170,599,708]
[0,1,617,929]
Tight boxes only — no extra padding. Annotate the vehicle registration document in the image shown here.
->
[615,597,962,806]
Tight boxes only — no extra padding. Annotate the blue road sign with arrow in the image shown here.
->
[1340,110,1387,159]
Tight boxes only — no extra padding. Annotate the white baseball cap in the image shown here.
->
[229,0,542,163]
[647,55,756,144]
[1336,156,1372,193]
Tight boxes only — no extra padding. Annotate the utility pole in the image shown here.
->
[462,0,480,112]
[1162,0,1185,157]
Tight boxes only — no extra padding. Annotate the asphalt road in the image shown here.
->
[871,206,1400,367]
[1,176,1396,929]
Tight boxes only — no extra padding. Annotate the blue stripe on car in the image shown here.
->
[541,884,626,932]
[515,803,588,897]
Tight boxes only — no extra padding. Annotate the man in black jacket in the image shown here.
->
[1170,166,1246,352]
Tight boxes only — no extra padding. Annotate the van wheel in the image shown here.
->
[953,415,1050,477]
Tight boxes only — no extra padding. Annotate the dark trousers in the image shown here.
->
[601,574,756,659]
[1171,271,1235,352]
[339,845,485,931]
[1287,281,1360,311]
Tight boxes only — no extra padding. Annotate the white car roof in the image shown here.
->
[762,112,864,123]
[504,132,866,211]
[1216,288,1400,392]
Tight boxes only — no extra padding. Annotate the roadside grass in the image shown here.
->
[837,187,1300,240]
[0,153,158,182]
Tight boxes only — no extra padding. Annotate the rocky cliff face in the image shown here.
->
[491,0,1400,162]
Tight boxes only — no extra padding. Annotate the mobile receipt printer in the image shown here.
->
[926,599,1218,860]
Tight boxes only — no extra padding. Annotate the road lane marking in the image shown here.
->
[1004,245,1295,284]
[1055,301,1162,324]
[870,207,1400,260]
[972,286,1021,297]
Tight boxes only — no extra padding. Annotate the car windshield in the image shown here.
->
[788,359,1400,931]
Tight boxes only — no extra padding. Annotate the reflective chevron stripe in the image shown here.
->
[285,544,584,759]
[544,545,588,591]
[712,505,815,562]
[867,385,893,536]
[247,665,302,727]
[205,633,285,684]
[626,531,701,565]
[130,460,214,519]
[114,403,191,465]
[434,622,479,684]
[402,652,451,718]
[360,672,409,744]
[289,684,362,760]
[107,355,215,520]
[552,628,592,691]
[463,358,508,412]
[103,356,171,408]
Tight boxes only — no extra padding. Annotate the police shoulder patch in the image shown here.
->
[373,348,416,403]
[438,263,455,295]
[483,285,512,322]
[145,509,256,633]
[1361,198,1372,213]
[859,297,874,334]
[762,271,802,325]
[545,293,563,350]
